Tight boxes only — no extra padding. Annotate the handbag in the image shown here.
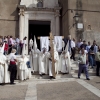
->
[26,61,31,68]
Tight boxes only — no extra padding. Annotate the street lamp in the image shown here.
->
[73,13,80,22]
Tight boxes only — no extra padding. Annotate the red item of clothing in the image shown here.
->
[10,61,16,65]
[4,43,8,51]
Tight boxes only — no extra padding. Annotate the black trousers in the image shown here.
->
[70,48,76,61]
[96,61,100,76]
[8,45,12,54]
[9,64,17,84]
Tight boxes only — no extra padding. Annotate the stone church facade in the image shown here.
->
[0,0,100,44]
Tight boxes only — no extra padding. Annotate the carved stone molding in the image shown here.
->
[55,10,60,17]
[18,5,26,16]
[19,9,25,16]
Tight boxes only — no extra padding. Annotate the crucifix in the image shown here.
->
[49,32,56,78]
[38,34,64,78]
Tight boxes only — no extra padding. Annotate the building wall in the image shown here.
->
[58,0,69,38]
[20,0,58,8]
[0,0,20,37]
[59,0,100,44]
[0,0,100,44]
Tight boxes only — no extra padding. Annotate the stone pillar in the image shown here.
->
[55,6,61,35]
[19,8,25,41]
[56,10,60,35]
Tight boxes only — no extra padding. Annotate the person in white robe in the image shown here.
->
[32,36,40,72]
[60,41,71,74]
[29,38,33,50]
[60,51,69,74]
[18,44,31,81]
[54,36,63,52]
[40,37,49,51]
[29,49,34,72]
[0,43,10,84]
[39,47,49,76]
[47,43,59,79]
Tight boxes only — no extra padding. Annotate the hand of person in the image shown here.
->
[65,56,68,59]
[54,59,57,63]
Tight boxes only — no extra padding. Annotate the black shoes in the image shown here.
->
[86,78,90,80]
[10,83,16,85]
[78,77,80,79]
[50,76,56,79]
[78,77,90,80]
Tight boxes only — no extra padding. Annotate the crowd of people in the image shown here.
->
[0,35,27,55]
[71,38,100,77]
[0,34,100,86]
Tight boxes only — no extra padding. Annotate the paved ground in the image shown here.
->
[37,81,100,100]
[85,76,100,90]
[0,85,27,100]
[0,59,100,100]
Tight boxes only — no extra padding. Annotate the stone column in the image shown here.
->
[55,10,60,35]
[19,8,25,41]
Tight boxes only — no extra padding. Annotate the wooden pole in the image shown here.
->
[49,32,56,78]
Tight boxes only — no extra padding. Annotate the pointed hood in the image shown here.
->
[65,40,69,52]
[0,43,5,54]
[33,35,37,51]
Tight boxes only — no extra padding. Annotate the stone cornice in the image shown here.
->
[18,5,26,10]
[26,7,55,12]
[54,6,62,10]
[18,5,61,12]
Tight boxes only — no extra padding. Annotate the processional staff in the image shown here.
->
[49,32,56,78]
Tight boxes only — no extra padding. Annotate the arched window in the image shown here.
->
[37,0,43,8]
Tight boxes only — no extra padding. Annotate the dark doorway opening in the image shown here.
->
[29,20,50,50]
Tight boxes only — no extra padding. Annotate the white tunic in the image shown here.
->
[48,51,59,76]
[29,39,33,49]
[39,52,48,74]
[60,52,71,74]
[60,53,68,73]
[0,53,10,83]
[32,49,40,72]
[18,56,31,81]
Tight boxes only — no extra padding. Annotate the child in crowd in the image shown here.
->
[4,41,8,55]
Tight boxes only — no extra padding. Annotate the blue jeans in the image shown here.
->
[89,55,94,68]
[78,64,89,78]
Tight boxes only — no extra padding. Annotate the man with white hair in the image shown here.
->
[0,43,10,85]
[8,48,17,84]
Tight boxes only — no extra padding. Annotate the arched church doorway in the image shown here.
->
[29,20,50,50]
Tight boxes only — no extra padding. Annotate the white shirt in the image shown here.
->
[9,38,13,45]
[79,50,88,54]
[16,38,20,43]
[71,41,75,48]
[9,53,16,61]
[77,42,83,48]
[23,40,27,45]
